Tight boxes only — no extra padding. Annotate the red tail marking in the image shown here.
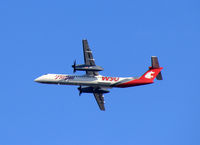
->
[116,67,163,88]
[139,67,163,82]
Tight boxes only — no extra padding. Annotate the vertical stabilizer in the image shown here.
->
[151,56,163,80]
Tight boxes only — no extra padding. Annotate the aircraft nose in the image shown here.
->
[34,76,43,83]
[34,77,40,82]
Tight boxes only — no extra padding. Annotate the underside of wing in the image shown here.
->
[93,93,105,111]
[82,40,99,76]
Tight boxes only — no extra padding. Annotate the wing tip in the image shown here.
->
[100,108,105,111]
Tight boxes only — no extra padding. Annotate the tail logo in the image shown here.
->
[145,71,155,79]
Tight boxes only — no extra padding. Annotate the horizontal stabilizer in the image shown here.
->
[156,72,163,80]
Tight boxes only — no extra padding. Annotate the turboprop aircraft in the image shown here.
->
[34,40,163,111]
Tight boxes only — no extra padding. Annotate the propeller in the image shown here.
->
[72,60,76,73]
[77,86,82,96]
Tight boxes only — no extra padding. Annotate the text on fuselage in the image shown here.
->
[55,75,75,80]
[102,77,119,81]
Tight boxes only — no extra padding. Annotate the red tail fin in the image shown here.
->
[139,67,163,82]
[115,67,163,88]
[115,56,163,88]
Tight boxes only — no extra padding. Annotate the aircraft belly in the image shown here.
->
[66,80,110,87]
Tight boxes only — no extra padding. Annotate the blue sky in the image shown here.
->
[0,0,199,144]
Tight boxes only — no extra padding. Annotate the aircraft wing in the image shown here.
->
[93,93,105,111]
[82,40,99,76]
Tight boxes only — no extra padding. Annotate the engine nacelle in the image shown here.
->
[72,64,103,72]
[72,60,104,73]
[78,86,109,95]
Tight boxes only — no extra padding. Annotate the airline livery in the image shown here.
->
[35,40,163,111]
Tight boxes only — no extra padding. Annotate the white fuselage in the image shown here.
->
[34,74,134,88]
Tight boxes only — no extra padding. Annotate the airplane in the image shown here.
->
[34,40,163,111]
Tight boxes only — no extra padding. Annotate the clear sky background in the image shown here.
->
[0,0,199,145]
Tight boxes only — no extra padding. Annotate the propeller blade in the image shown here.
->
[78,86,82,96]
[72,60,76,73]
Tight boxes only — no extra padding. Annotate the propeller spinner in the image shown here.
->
[72,60,76,73]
